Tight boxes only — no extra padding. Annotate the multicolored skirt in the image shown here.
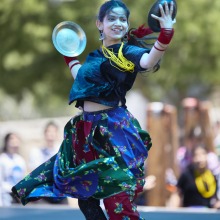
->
[12,107,152,205]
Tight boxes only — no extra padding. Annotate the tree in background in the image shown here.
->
[0,0,220,120]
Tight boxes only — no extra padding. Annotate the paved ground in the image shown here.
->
[0,205,220,220]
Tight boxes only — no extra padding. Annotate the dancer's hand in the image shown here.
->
[151,1,176,29]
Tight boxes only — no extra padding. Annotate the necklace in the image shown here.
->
[194,169,216,198]
[101,42,135,72]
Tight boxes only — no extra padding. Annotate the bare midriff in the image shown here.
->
[83,101,113,112]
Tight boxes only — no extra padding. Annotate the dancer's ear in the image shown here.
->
[96,20,103,30]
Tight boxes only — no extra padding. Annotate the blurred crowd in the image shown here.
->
[1,99,220,210]
[168,126,220,209]
[0,121,62,206]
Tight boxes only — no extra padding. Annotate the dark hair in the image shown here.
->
[97,0,160,73]
[192,144,207,157]
[44,121,58,133]
[97,0,130,22]
[2,133,17,153]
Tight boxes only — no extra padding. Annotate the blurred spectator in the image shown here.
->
[177,127,220,175]
[177,127,202,173]
[176,145,220,209]
[29,121,60,171]
[0,133,27,206]
[213,120,220,160]
[28,121,68,205]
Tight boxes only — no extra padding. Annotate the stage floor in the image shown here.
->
[0,205,220,220]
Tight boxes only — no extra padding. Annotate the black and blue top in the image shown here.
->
[69,43,148,108]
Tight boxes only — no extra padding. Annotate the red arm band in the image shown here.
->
[63,56,78,66]
[158,28,174,45]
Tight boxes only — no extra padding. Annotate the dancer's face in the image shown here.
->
[97,7,129,47]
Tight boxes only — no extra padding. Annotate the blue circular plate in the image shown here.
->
[52,21,87,57]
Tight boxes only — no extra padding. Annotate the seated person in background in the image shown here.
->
[0,133,27,206]
[176,145,220,209]
[29,121,60,171]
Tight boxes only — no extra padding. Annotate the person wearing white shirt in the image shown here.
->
[0,133,27,206]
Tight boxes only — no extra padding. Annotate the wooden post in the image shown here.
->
[164,105,179,176]
[200,101,215,152]
[146,102,179,206]
[182,97,201,139]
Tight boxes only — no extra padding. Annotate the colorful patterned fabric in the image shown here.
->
[104,191,144,220]
[12,107,152,206]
